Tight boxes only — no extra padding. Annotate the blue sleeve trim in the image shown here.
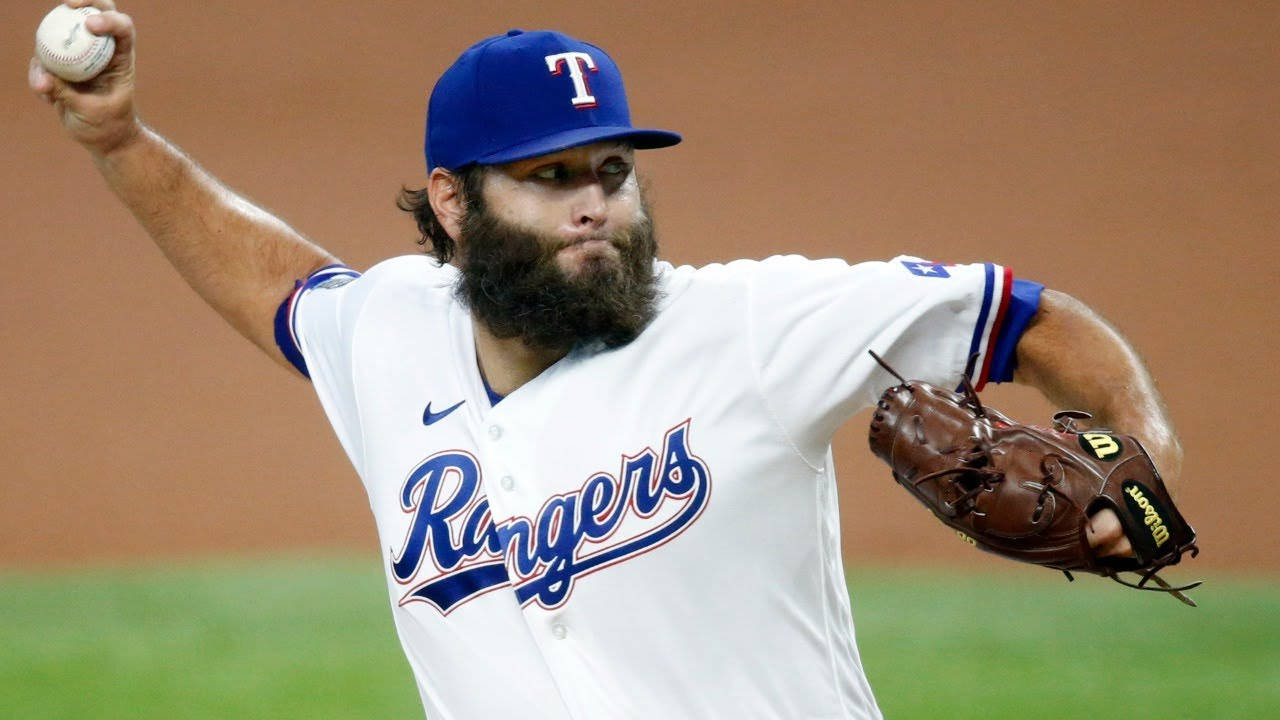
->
[272,264,361,380]
[961,263,998,383]
[274,278,309,378]
[985,278,1043,383]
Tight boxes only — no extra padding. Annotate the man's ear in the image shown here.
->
[428,167,467,243]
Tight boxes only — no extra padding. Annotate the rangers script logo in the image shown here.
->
[390,420,712,614]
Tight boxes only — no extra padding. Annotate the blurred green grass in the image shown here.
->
[847,567,1280,719]
[0,556,421,719]
[1,556,1275,719]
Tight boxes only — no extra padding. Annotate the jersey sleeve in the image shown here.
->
[273,263,367,473]
[745,255,1041,463]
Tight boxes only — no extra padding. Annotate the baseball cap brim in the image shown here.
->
[473,126,681,167]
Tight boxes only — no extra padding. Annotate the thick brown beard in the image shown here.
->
[455,192,660,353]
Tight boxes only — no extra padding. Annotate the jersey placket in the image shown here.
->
[474,393,596,717]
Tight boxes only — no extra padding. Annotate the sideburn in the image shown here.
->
[455,194,660,353]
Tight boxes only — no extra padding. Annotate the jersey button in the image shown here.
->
[551,623,567,640]
[488,424,503,440]
[500,475,515,491]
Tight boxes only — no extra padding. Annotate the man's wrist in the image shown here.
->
[1109,415,1183,488]
[90,118,148,165]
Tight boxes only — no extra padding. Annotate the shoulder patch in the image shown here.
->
[901,260,952,278]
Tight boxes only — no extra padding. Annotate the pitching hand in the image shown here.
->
[29,1,140,156]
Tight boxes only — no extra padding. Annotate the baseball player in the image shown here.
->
[32,3,1179,718]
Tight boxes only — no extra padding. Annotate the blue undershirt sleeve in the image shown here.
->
[985,278,1044,383]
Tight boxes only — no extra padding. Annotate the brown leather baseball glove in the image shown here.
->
[866,351,1201,606]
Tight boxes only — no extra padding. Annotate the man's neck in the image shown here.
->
[472,317,569,396]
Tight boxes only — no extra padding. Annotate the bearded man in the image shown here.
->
[31,4,1178,719]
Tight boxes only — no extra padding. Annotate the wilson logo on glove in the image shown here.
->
[1123,481,1172,548]
[1079,432,1123,460]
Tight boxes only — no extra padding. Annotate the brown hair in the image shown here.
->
[395,165,488,263]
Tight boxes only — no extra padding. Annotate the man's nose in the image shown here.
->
[569,181,608,231]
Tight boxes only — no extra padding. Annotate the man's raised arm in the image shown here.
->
[28,0,338,373]
[1014,288,1184,558]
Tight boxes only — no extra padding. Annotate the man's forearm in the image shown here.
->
[93,125,338,362]
[1014,289,1183,486]
[33,8,339,370]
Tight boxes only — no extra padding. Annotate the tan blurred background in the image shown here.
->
[2,0,1276,574]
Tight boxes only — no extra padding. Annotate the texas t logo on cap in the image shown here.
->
[425,29,680,171]
[545,51,599,108]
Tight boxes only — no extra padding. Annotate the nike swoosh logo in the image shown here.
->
[423,400,465,426]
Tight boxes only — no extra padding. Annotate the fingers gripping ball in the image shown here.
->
[35,5,114,83]
[865,351,1202,606]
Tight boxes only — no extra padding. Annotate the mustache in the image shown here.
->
[545,228,632,253]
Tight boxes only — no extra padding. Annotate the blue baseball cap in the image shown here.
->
[425,29,682,171]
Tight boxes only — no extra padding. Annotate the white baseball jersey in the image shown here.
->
[279,253,1027,719]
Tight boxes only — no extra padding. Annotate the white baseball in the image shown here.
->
[35,5,115,83]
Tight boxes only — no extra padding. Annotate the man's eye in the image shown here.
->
[601,161,630,175]
[533,166,566,181]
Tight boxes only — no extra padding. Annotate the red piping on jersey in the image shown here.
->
[975,266,1014,391]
